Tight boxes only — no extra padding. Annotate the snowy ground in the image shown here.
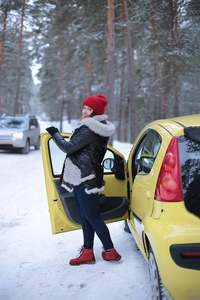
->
[0,121,152,300]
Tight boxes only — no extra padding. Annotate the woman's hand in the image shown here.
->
[46,126,59,136]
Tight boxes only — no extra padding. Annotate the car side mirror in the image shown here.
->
[103,158,114,171]
[103,157,125,180]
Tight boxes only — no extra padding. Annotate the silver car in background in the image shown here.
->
[0,114,40,154]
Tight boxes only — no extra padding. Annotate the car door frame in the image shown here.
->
[41,132,129,234]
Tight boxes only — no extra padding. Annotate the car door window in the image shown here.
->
[49,137,68,176]
[132,130,161,178]
[49,139,117,177]
[30,119,38,128]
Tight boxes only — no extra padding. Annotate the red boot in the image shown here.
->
[102,247,121,261]
[69,246,95,266]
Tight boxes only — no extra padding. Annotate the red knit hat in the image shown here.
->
[82,95,108,115]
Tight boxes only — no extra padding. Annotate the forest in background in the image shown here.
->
[0,0,200,142]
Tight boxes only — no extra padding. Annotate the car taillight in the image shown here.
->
[155,136,184,202]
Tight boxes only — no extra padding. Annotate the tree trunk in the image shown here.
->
[122,0,137,142]
[151,1,161,120]
[118,49,125,141]
[14,0,25,114]
[106,0,115,145]
[0,8,7,115]
[170,0,179,117]
[66,46,72,123]
[59,48,64,131]
[85,49,92,97]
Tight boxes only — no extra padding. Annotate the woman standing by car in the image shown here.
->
[46,95,121,265]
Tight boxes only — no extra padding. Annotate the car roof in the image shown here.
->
[151,114,200,136]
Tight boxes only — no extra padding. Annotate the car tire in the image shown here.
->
[21,140,30,154]
[35,137,40,150]
[149,246,168,300]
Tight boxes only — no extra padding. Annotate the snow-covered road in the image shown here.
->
[0,147,152,300]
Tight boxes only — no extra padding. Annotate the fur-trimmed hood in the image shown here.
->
[76,114,115,137]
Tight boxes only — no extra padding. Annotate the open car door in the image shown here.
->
[41,132,129,234]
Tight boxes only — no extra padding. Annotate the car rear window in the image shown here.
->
[179,126,200,218]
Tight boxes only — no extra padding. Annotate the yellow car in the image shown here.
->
[41,114,200,300]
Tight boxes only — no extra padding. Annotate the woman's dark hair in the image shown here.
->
[90,111,97,117]
[79,110,97,123]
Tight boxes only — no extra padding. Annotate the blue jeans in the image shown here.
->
[73,183,113,250]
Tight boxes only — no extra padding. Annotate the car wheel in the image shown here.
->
[149,246,168,300]
[35,137,40,150]
[21,140,30,154]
